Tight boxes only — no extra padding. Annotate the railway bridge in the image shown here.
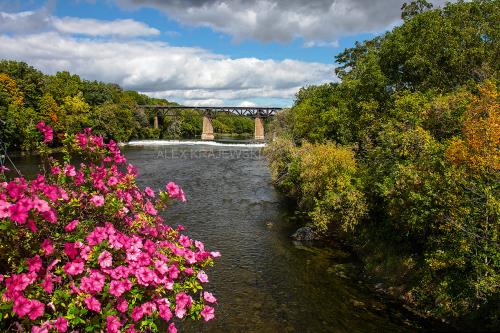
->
[140,105,282,141]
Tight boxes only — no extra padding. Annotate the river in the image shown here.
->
[9,141,434,333]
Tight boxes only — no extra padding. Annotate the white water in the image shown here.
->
[123,140,267,148]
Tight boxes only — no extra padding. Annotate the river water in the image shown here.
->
[8,141,432,333]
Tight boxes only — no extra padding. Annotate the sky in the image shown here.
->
[0,0,447,107]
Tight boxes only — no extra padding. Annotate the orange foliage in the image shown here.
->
[0,73,24,106]
[446,81,499,172]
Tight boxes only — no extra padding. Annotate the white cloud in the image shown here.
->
[0,7,160,38]
[0,32,334,105]
[238,101,257,107]
[52,17,160,37]
[184,99,225,106]
[114,0,451,44]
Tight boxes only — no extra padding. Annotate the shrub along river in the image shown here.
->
[10,140,441,333]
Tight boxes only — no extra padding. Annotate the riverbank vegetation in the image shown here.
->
[266,0,499,327]
[0,61,255,150]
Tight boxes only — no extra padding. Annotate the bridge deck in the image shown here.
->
[140,105,282,118]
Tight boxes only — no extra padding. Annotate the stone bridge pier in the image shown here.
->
[254,116,265,141]
[201,114,215,140]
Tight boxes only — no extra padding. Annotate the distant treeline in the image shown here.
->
[266,0,499,327]
[0,61,254,150]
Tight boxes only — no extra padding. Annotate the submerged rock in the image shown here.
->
[291,226,318,241]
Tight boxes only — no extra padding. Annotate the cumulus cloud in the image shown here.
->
[0,32,333,105]
[52,17,160,37]
[0,6,160,37]
[114,0,450,44]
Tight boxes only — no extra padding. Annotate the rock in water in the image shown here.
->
[291,226,318,241]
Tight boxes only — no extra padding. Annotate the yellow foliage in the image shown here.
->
[446,81,499,172]
[0,73,24,106]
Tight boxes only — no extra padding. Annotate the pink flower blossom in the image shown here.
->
[210,251,221,258]
[13,296,32,317]
[107,177,118,186]
[84,296,101,312]
[0,200,11,218]
[64,242,78,259]
[90,195,105,207]
[159,304,172,321]
[98,250,113,268]
[116,298,128,313]
[41,239,54,256]
[9,202,29,224]
[144,187,155,198]
[54,317,68,332]
[33,197,50,213]
[27,255,42,273]
[130,306,144,322]
[204,292,217,303]
[200,305,215,322]
[64,165,76,177]
[106,315,122,333]
[197,270,209,283]
[174,292,192,319]
[64,219,79,232]
[36,121,53,144]
[28,300,45,320]
[64,259,84,276]
[168,323,177,333]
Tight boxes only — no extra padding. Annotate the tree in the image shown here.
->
[401,0,433,20]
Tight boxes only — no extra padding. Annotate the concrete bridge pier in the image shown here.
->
[153,115,159,129]
[201,114,214,140]
[254,116,265,140]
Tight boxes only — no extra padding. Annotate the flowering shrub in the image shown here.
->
[0,125,220,332]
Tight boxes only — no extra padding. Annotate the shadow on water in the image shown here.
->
[8,142,446,333]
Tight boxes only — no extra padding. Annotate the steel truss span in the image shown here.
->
[140,105,282,118]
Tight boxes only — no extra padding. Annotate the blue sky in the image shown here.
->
[0,0,444,106]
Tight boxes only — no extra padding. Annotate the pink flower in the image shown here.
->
[130,306,144,322]
[107,177,119,187]
[64,165,76,177]
[36,121,53,143]
[145,201,157,216]
[144,187,155,198]
[116,298,128,313]
[174,292,192,319]
[106,315,122,333]
[159,303,172,321]
[33,197,50,213]
[210,251,221,258]
[28,300,45,320]
[13,296,32,317]
[197,270,209,283]
[200,305,215,321]
[0,200,11,218]
[64,242,78,259]
[41,275,54,293]
[32,326,49,333]
[166,182,180,198]
[54,317,68,332]
[84,296,101,312]
[168,323,177,333]
[64,259,84,276]
[27,255,42,273]
[204,292,217,303]
[64,219,79,232]
[41,239,54,256]
[109,280,127,298]
[9,202,29,224]
[98,250,113,268]
[90,195,105,207]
